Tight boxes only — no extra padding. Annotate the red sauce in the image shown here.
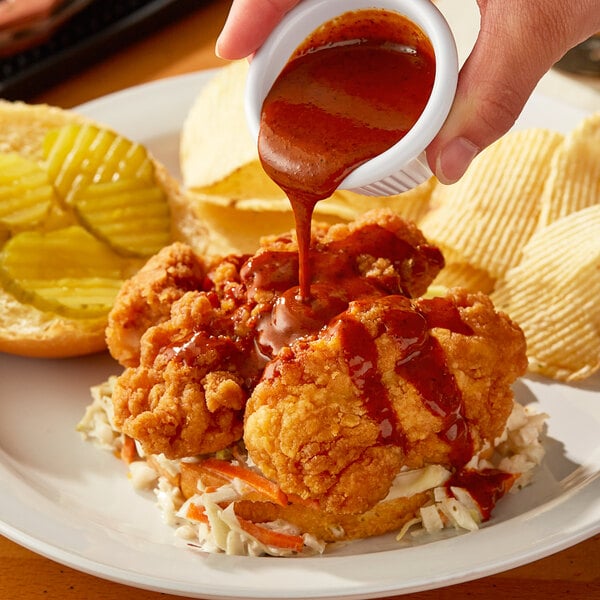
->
[258,8,436,298]
[331,312,405,445]
[333,296,473,461]
[447,468,517,520]
[240,224,443,356]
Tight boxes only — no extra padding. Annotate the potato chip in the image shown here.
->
[181,61,437,223]
[186,195,294,256]
[491,204,600,381]
[432,261,496,294]
[419,129,564,279]
[327,177,437,223]
[185,161,350,218]
[189,160,286,208]
[183,193,343,257]
[191,164,436,221]
[180,60,256,189]
[537,112,600,229]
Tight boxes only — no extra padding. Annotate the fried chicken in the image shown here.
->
[244,289,527,514]
[109,245,266,458]
[108,209,445,460]
[106,242,209,367]
[111,290,255,457]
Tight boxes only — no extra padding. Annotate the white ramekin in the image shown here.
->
[245,0,458,196]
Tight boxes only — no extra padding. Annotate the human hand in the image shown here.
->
[216,0,600,184]
[215,0,300,61]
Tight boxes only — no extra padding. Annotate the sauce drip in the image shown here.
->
[240,224,443,356]
[447,468,517,520]
[332,313,404,445]
[258,8,436,298]
[315,295,474,463]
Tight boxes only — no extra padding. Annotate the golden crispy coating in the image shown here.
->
[106,242,209,367]
[112,291,252,458]
[234,491,432,542]
[107,210,447,462]
[244,289,526,514]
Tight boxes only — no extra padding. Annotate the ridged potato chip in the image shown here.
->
[432,261,496,294]
[183,194,343,257]
[537,113,600,229]
[419,129,563,279]
[189,159,435,222]
[181,62,436,223]
[492,204,600,381]
[326,177,437,223]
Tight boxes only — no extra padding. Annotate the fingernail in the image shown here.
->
[436,137,480,184]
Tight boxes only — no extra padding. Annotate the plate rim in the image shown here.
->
[0,70,598,599]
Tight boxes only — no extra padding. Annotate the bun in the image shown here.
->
[0,292,107,358]
[0,100,207,358]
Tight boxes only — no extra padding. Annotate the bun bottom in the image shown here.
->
[233,492,431,543]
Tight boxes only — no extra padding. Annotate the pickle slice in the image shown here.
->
[0,153,57,230]
[0,225,133,318]
[44,124,155,205]
[74,178,171,257]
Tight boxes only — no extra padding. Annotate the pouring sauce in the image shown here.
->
[257,8,436,298]
[251,9,503,486]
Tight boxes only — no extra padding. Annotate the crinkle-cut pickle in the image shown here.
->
[0,152,57,230]
[43,123,171,257]
[74,178,171,257]
[0,225,139,318]
[44,123,155,206]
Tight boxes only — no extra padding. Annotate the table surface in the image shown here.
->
[1,1,599,599]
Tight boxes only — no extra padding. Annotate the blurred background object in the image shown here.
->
[0,0,93,55]
[554,34,600,77]
[0,0,200,100]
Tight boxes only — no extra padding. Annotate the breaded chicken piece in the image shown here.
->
[244,289,527,515]
[106,243,209,367]
[112,290,259,458]
[108,209,446,460]
[317,209,443,299]
[245,208,444,303]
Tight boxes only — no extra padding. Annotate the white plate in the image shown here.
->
[1,71,599,599]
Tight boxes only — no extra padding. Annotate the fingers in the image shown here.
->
[216,0,600,184]
[216,0,301,60]
[427,0,597,184]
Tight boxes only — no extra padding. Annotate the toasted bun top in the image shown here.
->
[0,100,207,358]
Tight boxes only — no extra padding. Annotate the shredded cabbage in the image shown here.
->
[79,389,547,556]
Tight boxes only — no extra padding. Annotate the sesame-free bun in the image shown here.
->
[0,292,108,358]
[0,100,207,358]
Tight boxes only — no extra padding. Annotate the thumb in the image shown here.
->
[426,1,576,184]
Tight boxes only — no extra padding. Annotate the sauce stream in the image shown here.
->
[258,8,436,298]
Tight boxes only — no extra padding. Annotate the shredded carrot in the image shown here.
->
[120,435,138,464]
[200,458,288,506]
[186,503,209,524]
[237,516,304,552]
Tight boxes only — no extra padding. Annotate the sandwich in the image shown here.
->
[79,208,546,556]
